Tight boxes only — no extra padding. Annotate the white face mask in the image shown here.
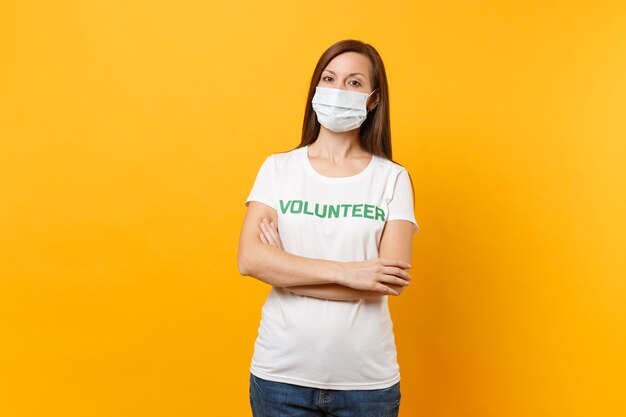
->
[311,86,377,132]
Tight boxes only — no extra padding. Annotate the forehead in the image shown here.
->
[323,52,372,78]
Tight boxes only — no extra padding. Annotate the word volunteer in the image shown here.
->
[279,199,386,221]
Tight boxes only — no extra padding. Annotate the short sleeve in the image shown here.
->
[245,155,277,210]
[387,168,419,232]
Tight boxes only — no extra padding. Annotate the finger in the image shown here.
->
[260,222,279,247]
[270,221,284,249]
[380,266,411,281]
[261,224,275,246]
[265,220,281,243]
[263,232,280,248]
[379,274,410,287]
[259,222,273,243]
[374,283,399,296]
[260,232,269,244]
[263,220,284,249]
[387,284,405,296]
[385,277,410,287]
[263,223,282,249]
[379,258,412,269]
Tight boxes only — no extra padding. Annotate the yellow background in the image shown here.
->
[1,1,625,416]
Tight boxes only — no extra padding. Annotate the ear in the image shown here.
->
[367,89,380,112]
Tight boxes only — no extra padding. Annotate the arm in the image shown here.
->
[237,201,411,294]
[284,220,416,300]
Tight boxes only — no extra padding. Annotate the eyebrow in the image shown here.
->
[323,69,366,78]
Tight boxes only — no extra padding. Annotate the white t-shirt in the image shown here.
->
[245,144,419,390]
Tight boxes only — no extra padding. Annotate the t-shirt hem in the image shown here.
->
[250,367,400,390]
[245,197,277,211]
[386,217,419,232]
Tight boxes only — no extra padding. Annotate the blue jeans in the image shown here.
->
[249,373,401,417]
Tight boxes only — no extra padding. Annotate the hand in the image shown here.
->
[260,218,410,296]
[338,258,411,296]
[259,217,284,250]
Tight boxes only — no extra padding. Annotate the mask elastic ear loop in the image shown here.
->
[366,88,378,112]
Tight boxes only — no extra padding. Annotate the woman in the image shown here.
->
[238,39,419,417]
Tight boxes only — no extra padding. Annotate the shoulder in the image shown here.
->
[372,155,411,177]
[271,146,303,162]
[262,146,304,168]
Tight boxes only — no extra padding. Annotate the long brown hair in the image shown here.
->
[296,39,394,161]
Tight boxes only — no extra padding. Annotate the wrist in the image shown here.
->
[327,260,345,285]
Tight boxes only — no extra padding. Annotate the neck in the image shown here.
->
[309,127,365,161]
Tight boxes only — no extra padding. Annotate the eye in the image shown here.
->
[348,80,362,87]
[322,76,334,82]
